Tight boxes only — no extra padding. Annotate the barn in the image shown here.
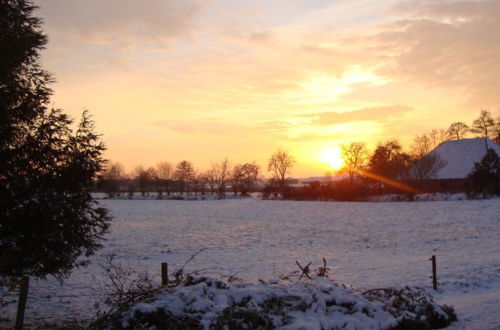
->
[406,137,500,193]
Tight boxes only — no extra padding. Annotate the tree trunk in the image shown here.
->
[15,276,30,330]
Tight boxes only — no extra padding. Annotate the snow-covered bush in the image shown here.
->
[92,276,456,330]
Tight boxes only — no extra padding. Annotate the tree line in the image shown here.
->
[279,109,500,201]
[99,109,499,199]
[98,159,261,198]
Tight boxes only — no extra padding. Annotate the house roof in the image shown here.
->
[428,137,500,179]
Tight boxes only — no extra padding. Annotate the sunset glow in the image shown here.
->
[35,0,500,177]
[320,147,345,171]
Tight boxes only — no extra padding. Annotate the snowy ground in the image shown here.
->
[2,198,500,329]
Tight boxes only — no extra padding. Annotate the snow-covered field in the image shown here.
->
[2,198,500,329]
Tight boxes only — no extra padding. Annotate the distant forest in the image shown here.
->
[98,109,500,200]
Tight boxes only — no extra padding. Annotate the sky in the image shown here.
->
[36,0,500,177]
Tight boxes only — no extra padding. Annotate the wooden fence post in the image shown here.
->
[161,262,168,286]
[15,276,30,330]
[430,255,437,290]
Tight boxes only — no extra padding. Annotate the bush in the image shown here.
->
[280,179,375,201]
[93,276,457,330]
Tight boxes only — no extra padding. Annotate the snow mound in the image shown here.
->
[100,277,456,330]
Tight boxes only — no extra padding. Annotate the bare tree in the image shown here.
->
[407,154,447,181]
[231,162,260,195]
[411,133,433,159]
[101,162,125,197]
[341,142,367,181]
[268,150,295,194]
[446,122,469,140]
[241,162,260,195]
[174,161,195,195]
[134,166,156,196]
[471,109,495,139]
[197,172,208,195]
[204,169,217,195]
[211,159,231,197]
[191,170,200,195]
[429,128,449,147]
[494,115,500,145]
[230,164,244,195]
[156,161,173,196]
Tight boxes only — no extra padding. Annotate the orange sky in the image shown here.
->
[37,0,500,177]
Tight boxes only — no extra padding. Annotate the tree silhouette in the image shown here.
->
[101,162,125,197]
[446,122,469,140]
[428,128,448,148]
[134,165,156,196]
[268,150,295,195]
[231,162,260,195]
[174,160,195,194]
[468,149,500,195]
[211,159,231,197]
[407,153,447,181]
[341,142,367,181]
[494,116,500,144]
[471,110,495,139]
[0,2,110,326]
[411,133,433,158]
[368,140,411,180]
[156,161,173,195]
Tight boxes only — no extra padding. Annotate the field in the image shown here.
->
[3,198,500,329]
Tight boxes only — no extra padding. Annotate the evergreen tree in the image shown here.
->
[0,1,110,324]
[468,149,500,196]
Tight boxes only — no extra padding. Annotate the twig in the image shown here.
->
[296,261,312,280]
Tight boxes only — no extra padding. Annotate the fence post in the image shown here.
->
[15,276,30,330]
[430,255,437,290]
[161,262,168,286]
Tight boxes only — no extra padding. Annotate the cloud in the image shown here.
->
[253,120,294,134]
[38,0,204,49]
[305,105,413,125]
[153,118,247,136]
[393,0,498,22]
[286,119,384,144]
[282,0,500,108]
[153,117,299,140]
[218,23,273,44]
[371,0,500,106]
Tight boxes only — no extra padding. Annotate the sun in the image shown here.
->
[320,147,345,171]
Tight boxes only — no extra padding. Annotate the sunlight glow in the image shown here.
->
[320,147,345,171]
[292,66,391,104]
[358,170,421,194]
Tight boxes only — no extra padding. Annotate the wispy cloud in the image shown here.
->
[38,0,205,49]
[305,105,413,125]
[153,118,251,136]
[372,0,500,106]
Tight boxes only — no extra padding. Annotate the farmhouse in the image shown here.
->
[407,137,500,192]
